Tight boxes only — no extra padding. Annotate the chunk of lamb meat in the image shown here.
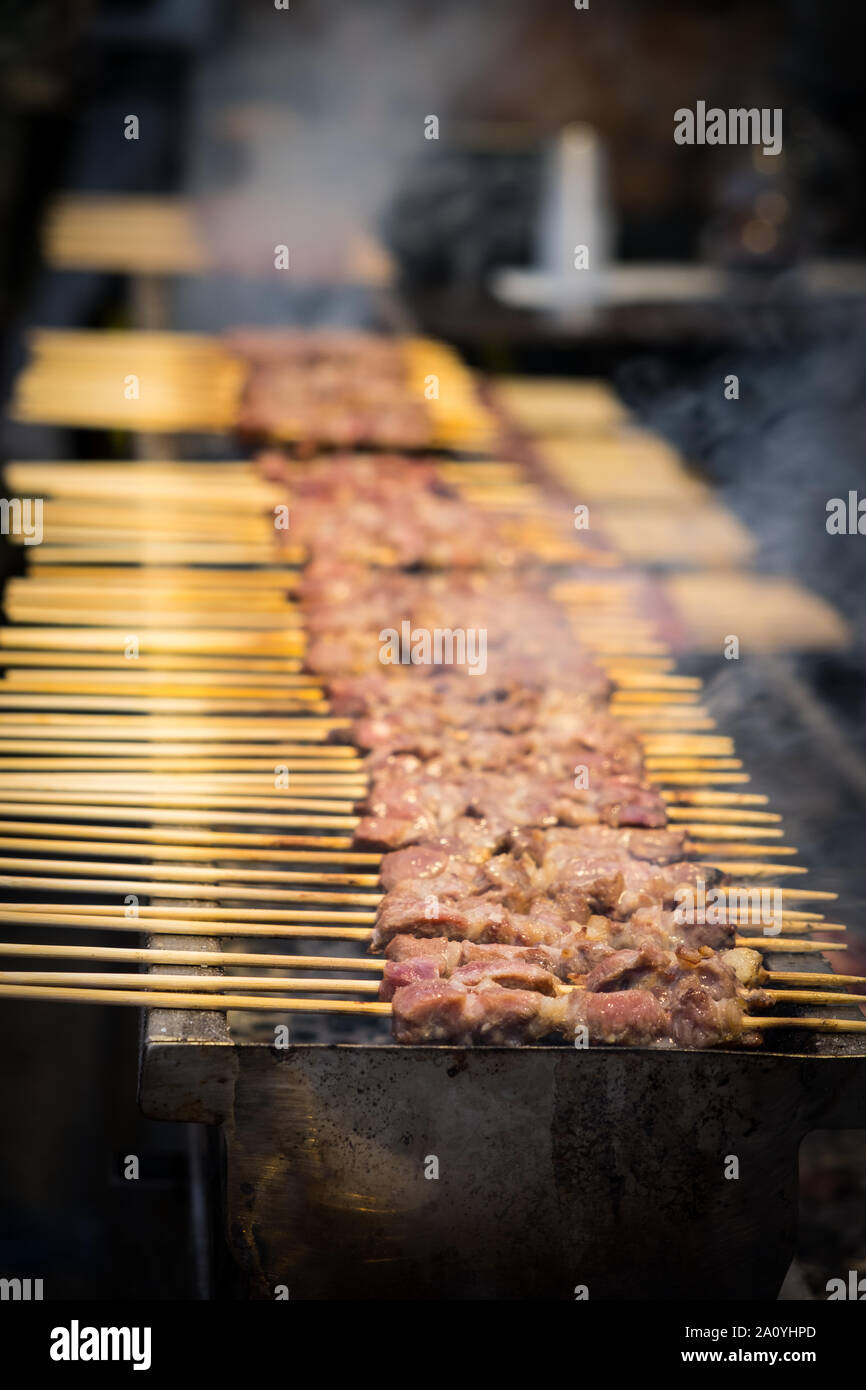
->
[390,980,562,1045]
[384,933,573,976]
[379,956,560,1001]
[378,821,505,889]
[371,891,573,951]
[389,981,676,1046]
[666,980,760,1049]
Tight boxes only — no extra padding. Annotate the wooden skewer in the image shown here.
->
[0,801,358,830]
[666,807,780,823]
[0,697,361,718]
[689,841,796,855]
[747,923,845,934]
[0,908,372,936]
[0,750,367,773]
[736,939,845,952]
[5,943,862,993]
[0,982,392,1013]
[0,820,377,856]
[1,980,863,1030]
[680,824,783,839]
[3,900,829,932]
[649,772,751,785]
[0,941,384,970]
[0,852,813,892]
[0,836,380,875]
[611,691,701,705]
[3,610,306,633]
[645,759,743,771]
[0,790,363,816]
[7,943,862,989]
[0,652,305,672]
[663,791,768,806]
[701,861,807,877]
[0,858,383,893]
[0,781,363,807]
[763,988,866,1007]
[2,970,862,1006]
[0,907,844,953]
[0,874,380,906]
[0,762,366,780]
[746,1015,866,1033]
[610,674,702,691]
[1,677,322,700]
[0,970,382,993]
[0,728,361,750]
[0,853,820,895]
[765,970,866,987]
[727,886,836,901]
[0,629,306,654]
[0,832,793,866]
[0,800,361,835]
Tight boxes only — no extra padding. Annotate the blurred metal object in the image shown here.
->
[494,123,612,320]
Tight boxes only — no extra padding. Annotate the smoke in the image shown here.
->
[615,306,866,641]
[176,0,527,326]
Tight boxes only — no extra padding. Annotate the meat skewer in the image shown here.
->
[0,979,862,1046]
[3,939,863,995]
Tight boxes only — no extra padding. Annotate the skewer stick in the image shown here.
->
[691,842,796,855]
[0,941,384,971]
[0,982,391,1014]
[0,629,306,654]
[0,783,362,810]
[0,652,305,672]
[8,944,863,988]
[0,981,862,1030]
[645,759,743,771]
[0,874,380,906]
[663,791,768,806]
[0,907,844,952]
[650,773,751,785]
[0,908,372,936]
[0,858,383,893]
[0,761,366,783]
[4,900,830,930]
[2,971,862,1006]
[0,770,365,787]
[764,989,866,1007]
[702,862,807,877]
[764,970,866,988]
[0,801,359,831]
[666,807,780,823]
[736,938,845,952]
[0,820,376,855]
[0,717,360,743]
[682,824,783,838]
[746,1015,866,1033]
[0,836,379,875]
[0,970,382,993]
[0,697,356,718]
[726,886,836,901]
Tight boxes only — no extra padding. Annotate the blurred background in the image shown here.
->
[0,0,864,1299]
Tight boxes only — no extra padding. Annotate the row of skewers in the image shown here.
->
[0,347,861,1045]
[0,420,863,1043]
